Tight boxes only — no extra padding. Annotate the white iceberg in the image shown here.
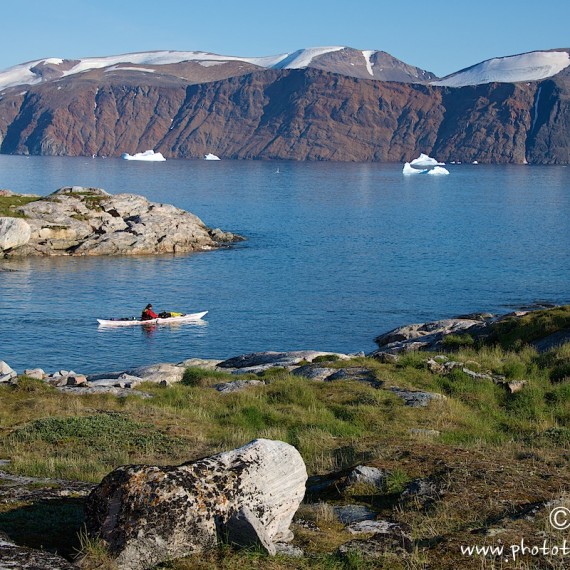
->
[403,162,427,175]
[204,153,221,160]
[403,152,449,175]
[121,150,166,161]
[409,153,445,167]
[427,166,450,175]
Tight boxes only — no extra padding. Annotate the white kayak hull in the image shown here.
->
[97,311,208,327]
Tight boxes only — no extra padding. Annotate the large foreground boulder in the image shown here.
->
[85,439,307,570]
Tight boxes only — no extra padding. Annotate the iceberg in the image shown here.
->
[427,166,450,175]
[403,152,448,175]
[204,153,221,160]
[121,150,166,161]
[409,153,445,167]
[402,162,427,175]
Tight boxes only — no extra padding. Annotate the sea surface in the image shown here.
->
[1,156,569,374]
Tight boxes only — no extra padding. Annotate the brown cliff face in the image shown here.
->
[0,68,568,163]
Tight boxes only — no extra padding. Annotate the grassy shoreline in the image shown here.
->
[1,306,569,569]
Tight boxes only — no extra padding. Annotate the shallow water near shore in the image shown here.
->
[1,156,569,374]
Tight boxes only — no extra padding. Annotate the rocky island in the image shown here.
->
[0,187,243,258]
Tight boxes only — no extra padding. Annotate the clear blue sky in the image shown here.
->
[3,0,569,77]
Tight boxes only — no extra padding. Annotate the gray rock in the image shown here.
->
[85,439,307,570]
[0,532,77,569]
[347,465,387,489]
[213,379,265,393]
[178,358,223,369]
[127,362,186,384]
[461,367,493,381]
[218,350,349,370]
[0,217,31,251]
[334,505,377,524]
[389,387,446,407]
[346,519,400,535]
[88,373,142,389]
[291,365,337,381]
[274,542,304,557]
[326,367,378,384]
[374,352,400,364]
[338,523,413,558]
[58,386,152,398]
[371,318,484,355]
[401,477,443,502]
[409,428,441,437]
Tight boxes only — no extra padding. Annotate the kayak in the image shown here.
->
[97,311,208,327]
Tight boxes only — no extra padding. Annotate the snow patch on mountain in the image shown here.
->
[362,50,375,76]
[433,51,570,87]
[272,47,345,69]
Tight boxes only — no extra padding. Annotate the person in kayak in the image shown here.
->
[141,304,158,321]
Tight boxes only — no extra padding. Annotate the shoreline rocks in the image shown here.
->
[0,187,244,257]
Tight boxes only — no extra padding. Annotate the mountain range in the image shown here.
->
[0,47,568,163]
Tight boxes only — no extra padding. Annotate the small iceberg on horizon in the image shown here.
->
[121,150,166,162]
[403,152,449,175]
[204,153,221,161]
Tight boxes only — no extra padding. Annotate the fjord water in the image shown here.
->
[1,156,569,374]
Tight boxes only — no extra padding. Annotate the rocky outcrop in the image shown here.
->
[0,186,242,257]
[370,316,492,355]
[0,66,568,163]
[85,439,307,570]
[218,350,350,373]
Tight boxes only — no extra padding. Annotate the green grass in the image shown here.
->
[0,195,41,217]
[486,305,570,349]
[4,412,184,480]
[1,312,569,569]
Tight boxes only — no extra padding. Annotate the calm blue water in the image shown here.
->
[1,156,569,374]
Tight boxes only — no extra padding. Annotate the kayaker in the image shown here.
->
[141,304,158,321]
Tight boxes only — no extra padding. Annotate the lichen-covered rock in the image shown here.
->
[85,439,307,570]
[0,217,31,251]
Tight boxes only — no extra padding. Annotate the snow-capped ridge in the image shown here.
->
[433,50,570,87]
[1,48,569,92]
